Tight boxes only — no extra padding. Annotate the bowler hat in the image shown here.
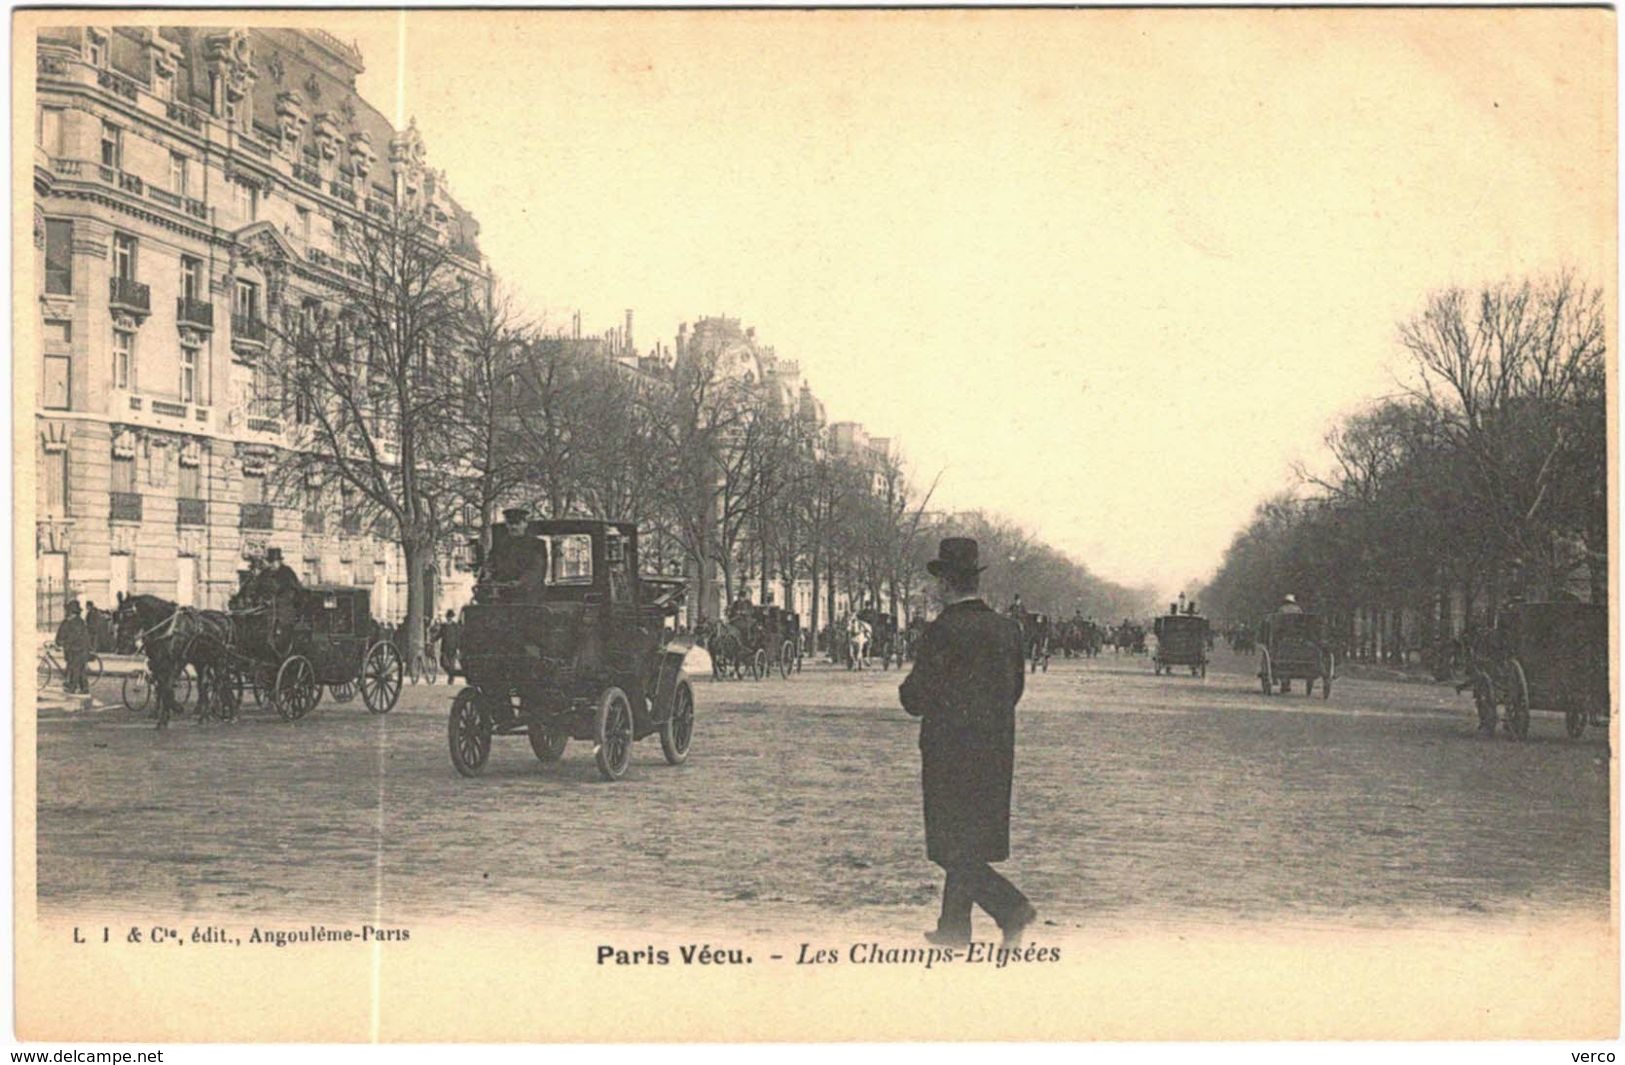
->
[927,537,987,577]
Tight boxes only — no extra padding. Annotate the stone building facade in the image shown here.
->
[31,26,485,629]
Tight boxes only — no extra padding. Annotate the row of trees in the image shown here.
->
[1199,272,1606,660]
[258,206,1152,653]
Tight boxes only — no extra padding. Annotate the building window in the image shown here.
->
[332,217,348,249]
[100,121,122,169]
[170,152,189,197]
[180,343,198,403]
[297,206,311,245]
[44,219,72,295]
[179,461,201,500]
[87,34,106,68]
[234,279,259,322]
[232,179,257,222]
[111,233,137,281]
[111,454,136,493]
[181,256,203,302]
[43,448,69,514]
[113,329,133,389]
[37,107,62,155]
[154,68,173,102]
[242,472,264,505]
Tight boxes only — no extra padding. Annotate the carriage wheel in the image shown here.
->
[1506,660,1531,740]
[659,679,695,766]
[330,680,358,703]
[273,656,319,721]
[779,641,794,679]
[199,663,240,722]
[1259,650,1274,696]
[752,648,767,681]
[528,718,568,763]
[85,653,105,683]
[1565,707,1587,739]
[361,642,404,714]
[448,689,492,777]
[593,687,634,781]
[122,670,152,712]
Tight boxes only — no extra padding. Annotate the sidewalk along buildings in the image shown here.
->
[31,26,487,629]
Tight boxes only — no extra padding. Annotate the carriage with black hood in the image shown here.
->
[448,511,696,781]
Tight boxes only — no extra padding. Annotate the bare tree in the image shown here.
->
[262,205,471,659]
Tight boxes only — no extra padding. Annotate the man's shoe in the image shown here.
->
[999,903,1039,948]
[924,928,971,947]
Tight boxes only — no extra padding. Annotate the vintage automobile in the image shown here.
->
[1258,611,1334,698]
[1464,601,1608,740]
[1153,612,1209,677]
[449,515,695,781]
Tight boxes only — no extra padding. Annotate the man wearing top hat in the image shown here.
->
[56,599,93,694]
[899,537,1038,947]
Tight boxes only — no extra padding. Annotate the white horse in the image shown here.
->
[848,617,872,670]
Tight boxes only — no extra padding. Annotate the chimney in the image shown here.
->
[625,309,634,354]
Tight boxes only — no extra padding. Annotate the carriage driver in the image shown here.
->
[1276,593,1303,616]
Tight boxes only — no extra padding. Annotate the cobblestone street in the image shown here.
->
[35,648,1611,941]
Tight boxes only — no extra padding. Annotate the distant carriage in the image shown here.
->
[1153,612,1209,677]
[1463,601,1608,740]
[1258,611,1334,698]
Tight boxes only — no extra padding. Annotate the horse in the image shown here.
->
[115,594,238,728]
[700,618,745,680]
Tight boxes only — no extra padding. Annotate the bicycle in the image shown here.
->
[121,666,193,714]
[405,648,439,685]
[37,644,104,693]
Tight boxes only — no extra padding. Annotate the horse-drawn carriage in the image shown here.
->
[863,609,904,670]
[1012,611,1052,673]
[115,578,404,727]
[1153,612,1209,677]
[1258,611,1334,697]
[449,517,695,781]
[1462,601,1608,740]
[708,602,800,680]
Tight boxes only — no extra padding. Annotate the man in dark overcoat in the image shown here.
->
[900,537,1038,947]
[56,599,93,694]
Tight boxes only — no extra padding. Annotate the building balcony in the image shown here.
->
[166,101,205,132]
[97,164,145,197]
[177,297,214,331]
[240,503,275,531]
[231,314,268,357]
[109,277,151,317]
[109,491,143,523]
[177,497,208,526]
[96,67,141,104]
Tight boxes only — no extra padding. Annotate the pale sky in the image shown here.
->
[330,9,1613,598]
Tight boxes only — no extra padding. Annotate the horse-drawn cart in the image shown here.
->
[1258,611,1334,697]
[1153,613,1209,677]
[449,517,695,781]
[1464,601,1608,740]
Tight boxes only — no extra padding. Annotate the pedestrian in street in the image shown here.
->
[438,609,462,678]
[56,600,93,694]
[899,537,1037,948]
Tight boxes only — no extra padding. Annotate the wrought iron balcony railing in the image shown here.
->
[177,297,214,330]
[109,277,151,314]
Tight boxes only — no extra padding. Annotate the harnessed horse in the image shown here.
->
[115,595,238,728]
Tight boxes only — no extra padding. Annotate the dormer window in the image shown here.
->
[86,31,107,68]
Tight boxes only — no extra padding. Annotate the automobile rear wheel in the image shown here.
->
[659,679,695,766]
[1506,660,1531,740]
[449,689,492,777]
[594,687,634,781]
[528,719,568,762]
